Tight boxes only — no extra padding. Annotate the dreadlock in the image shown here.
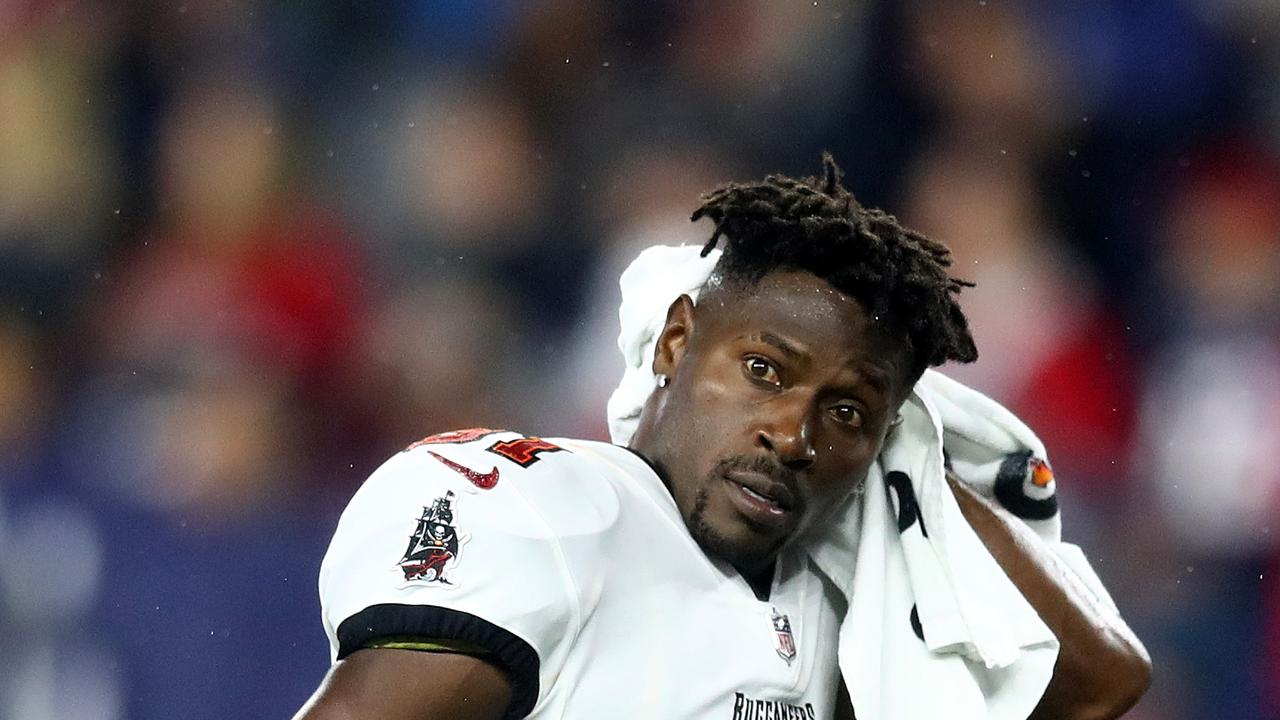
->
[690,153,978,374]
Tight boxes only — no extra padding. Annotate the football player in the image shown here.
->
[294,157,1150,719]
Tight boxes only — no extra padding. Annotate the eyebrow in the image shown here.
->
[859,365,891,395]
[750,331,896,396]
[755,332,804,360]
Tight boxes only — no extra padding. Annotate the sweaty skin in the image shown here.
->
[628,271,915,588]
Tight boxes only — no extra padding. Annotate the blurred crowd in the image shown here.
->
[2,1,1279,718]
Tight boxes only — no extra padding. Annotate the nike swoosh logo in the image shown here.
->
[428,451,500,490]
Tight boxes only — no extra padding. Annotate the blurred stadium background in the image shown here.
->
[2,1,1279,718]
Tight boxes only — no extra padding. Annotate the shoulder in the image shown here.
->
[332,430,578,546]
[318,431,609,702]
[317,430,676,715]
[322,429,643,608]
[378,429,650,532]
[372,428,633,504]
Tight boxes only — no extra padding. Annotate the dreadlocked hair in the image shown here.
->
[690,153,978,373]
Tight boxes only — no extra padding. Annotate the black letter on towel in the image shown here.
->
[886,471,928,537]
[909,604,925,642]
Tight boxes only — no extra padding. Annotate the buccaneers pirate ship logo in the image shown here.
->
[398,491,467,585]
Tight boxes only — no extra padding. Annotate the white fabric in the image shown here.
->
[604,244,1124,720]
[320,431,842,718]
[811,377,1058,720]
[606,244,721,444]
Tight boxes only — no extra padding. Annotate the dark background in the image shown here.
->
[2,1,1278,718]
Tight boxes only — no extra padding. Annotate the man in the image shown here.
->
[294,157,1150,719]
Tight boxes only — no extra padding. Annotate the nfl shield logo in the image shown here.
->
[771,607,796,664]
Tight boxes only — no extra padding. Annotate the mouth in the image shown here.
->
[722,469,796,526]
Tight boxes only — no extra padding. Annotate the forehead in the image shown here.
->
[699,270,912,384]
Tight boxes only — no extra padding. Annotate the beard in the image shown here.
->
[687,487,735,562]
[685,478,789,581]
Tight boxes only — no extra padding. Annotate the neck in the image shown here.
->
[623,442,666,483]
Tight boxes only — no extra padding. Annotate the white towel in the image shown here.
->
[810,374,1058,720]
[606,244,721,445]
[606,245,1117,719]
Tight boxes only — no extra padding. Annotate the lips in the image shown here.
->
[723,469,797,518]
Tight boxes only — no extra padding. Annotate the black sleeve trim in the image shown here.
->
[336,603,540,719]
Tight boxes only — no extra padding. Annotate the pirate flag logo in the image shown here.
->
[398,491,464,584]
[771,607,796,665]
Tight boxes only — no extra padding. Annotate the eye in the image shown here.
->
[742,356,781,387]
[829,403,864,428]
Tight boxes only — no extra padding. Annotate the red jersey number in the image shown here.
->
[486,437,564,468]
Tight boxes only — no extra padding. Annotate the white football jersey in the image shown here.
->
[320,429,842,719]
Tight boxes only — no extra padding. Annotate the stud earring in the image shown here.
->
[887,414,904,436]
[656,374,670,389]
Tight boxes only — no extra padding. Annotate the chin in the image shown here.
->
[690,512,785,577]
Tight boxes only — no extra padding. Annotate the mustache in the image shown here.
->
[710,455,799,487]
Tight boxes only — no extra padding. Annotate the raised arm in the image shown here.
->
[293,648,512,720]
[946,472,1151,720]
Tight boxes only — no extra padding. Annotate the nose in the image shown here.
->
[755,396,817,471]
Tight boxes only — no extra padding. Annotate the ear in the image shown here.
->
[652,294,696,378]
